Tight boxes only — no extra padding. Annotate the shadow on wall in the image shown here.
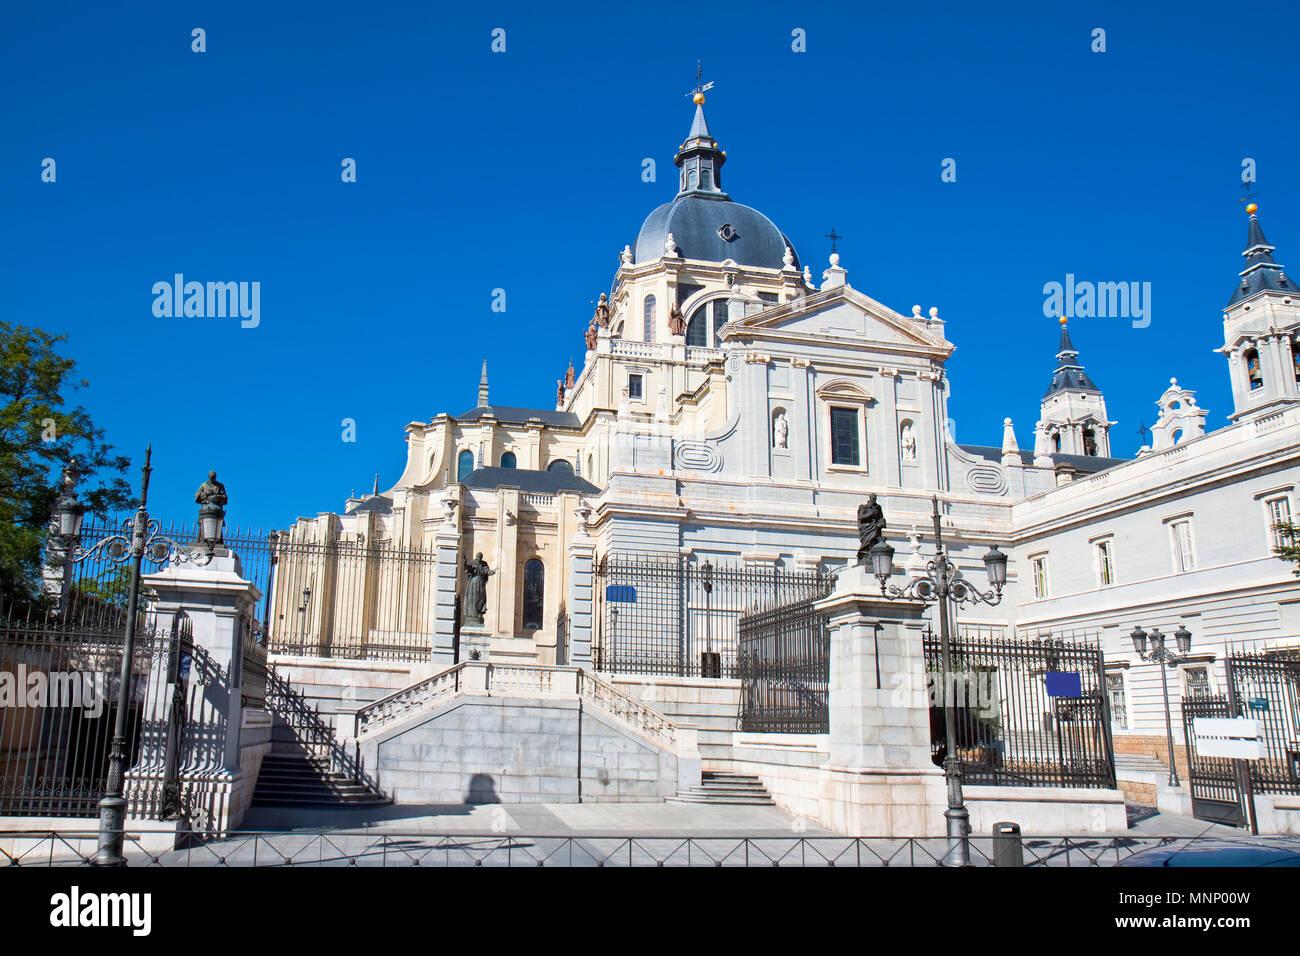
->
[464,773,500,804]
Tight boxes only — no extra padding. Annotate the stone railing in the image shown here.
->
[521,493,555,509]
[685,346,723,365]
[354,663,465,736]
[610,340,667,361]
[577,670,681,752]
[348,662,689,757]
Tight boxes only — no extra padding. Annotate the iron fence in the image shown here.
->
[737,590,832,733]
[0,613,192,818]
[924,627,1116,789]
[1226,647,1300,796]
[0,828,1279,867]
[594,553,828,679]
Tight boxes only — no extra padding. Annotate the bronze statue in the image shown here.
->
[856,493,886,564]
[585,319,598,351]
[462,552,496,625]
[594,293,610,328]
[194,470,228,506]
[668,305,686,337]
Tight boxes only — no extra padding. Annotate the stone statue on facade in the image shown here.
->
[565,360,575,389]
[668,305,686,337]
[594,293,610,329]
[557,378,565,406]
[773,412,789,449]
[194,470,228,506]
[462,552,496,626]
[855,494,887,564]
[901,423,917,461]
[585,319,598,351]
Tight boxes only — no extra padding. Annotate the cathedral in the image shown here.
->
[276,95,1300,801]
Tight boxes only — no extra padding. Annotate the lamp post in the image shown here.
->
[868,495,1007,868]
[51,451,222,866]
[1129,623,1193,788]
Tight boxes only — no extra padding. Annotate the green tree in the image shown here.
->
[0,323,133,613]
[1274,519,1300,576]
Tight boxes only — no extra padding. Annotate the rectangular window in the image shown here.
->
[1182,665,1211,698]
[1030,555,1049,599]
[1095,539,1115,587]
[628,374,643,400]
[1170,519,1195,573]
[1105,672,1128,728]
[829,407,861,466]
[1267,495,1293,550]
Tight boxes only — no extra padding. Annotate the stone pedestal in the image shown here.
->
[566,520,596,667]
[458,622,491,663]
[143,550,263,834]
[814,564,946,836]
[432,515,461,670]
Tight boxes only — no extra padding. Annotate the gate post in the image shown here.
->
[432,493,461,669]
[566,499,595,666]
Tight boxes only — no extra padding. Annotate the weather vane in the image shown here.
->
[687,59,715,103]
[824,228,843,254]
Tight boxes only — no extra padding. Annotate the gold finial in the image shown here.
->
[1246,202,1258,215]
[1059,315,1068,326]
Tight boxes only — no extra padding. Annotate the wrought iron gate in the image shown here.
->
[1183,647,1300,828]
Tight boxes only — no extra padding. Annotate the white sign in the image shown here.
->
[1193,717,1264,760]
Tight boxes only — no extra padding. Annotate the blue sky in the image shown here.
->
[2,0,1295,531]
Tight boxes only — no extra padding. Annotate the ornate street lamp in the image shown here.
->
[50,453,223,866]
[1129,623,1194,787]
[873,495,1006,868]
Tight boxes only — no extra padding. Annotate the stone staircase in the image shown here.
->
[667,770,774,806]
[252,666,389,809]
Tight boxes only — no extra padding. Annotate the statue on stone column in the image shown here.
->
[585,318,598,351]
[855,493,887,564]
[594,293,610,328]
[462,552,496,626]
[194,470,228,506]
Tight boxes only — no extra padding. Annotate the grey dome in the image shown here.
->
[634,195,799,271]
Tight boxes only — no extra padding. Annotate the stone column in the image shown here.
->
[143,550,262,832]
[814,564,946,836]
[430,492,463,669]
[566,500,596,666]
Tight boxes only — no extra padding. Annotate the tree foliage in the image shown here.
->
[0,323,133,611]
[1274,520,1300,577]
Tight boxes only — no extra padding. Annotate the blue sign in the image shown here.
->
[178,653,192,681]
[605,585,637,603]
[1045,671,1082,698]
[1248,697,1269,712]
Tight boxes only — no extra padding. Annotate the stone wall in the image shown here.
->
[728,733,827,821]
[359,695,678,804]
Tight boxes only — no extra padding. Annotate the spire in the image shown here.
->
[675,81,728,199]
[1044,318,1100,397]
[372,473,379,495]
[1228,204,1293,306]
[477,360,489,407]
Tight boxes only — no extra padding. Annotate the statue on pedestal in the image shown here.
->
[855,493,887,564]
[194,470,228,506]
[462,553,496,626]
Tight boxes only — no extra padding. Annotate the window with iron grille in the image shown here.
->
[1182,665,1212,698]
[829,406,861,466]
[1266,495,1292,550]
[522,559,545,631]
[643,295,655,341]
[1105,671,1128,728]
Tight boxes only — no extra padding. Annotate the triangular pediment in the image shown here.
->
[726,286,952,356]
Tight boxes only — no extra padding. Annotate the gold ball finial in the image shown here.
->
[1246,202,1258,215]
[1059,315,1068,326]
[693,92,705,105]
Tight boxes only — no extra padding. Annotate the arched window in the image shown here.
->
[547,459,574,475]
[1292,339,1300,383]
[500,451,517,469]
[643,295,656,342]
[522,559,545,630]
[587,453,593,477]
[1246,348,1263,390]
[700,164,713,189]
[457,450,474,482]
[1051,432,1062,453]
[1083,428,1097,456]
[687,168,698,190]
[686,299,729,347]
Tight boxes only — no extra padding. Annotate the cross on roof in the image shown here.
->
[687,59,715,99]
[824,228,843,254]
[1137,421,1150,443]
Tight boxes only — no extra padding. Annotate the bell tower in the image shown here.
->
[1221,204,1300,423]
[1038,318,1113,457]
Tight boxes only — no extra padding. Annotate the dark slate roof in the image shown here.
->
[1044,325,1100,397]
[958,445,1125,475]
[455,405,581,429]
[461,467,599,495]
[634,196,797,270]
[1227,213,1295,307]
[345,494,392,515]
